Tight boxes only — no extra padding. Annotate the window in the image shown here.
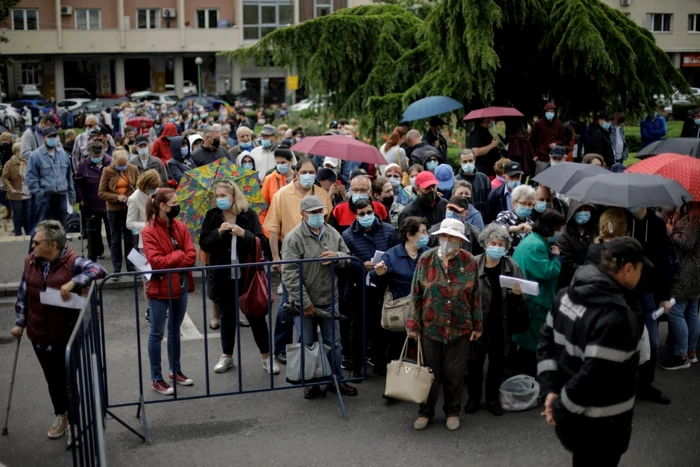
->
[75,9,101,30]
[196,8,219,28]
[21,63,41,85]
[243,0,294,40]
[315,0,332,18]
[689,14,700,32]
[11,9,38,30]
[646,13,672,32]
[137,9,160,29]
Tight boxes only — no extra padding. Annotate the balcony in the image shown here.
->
[0,27,244,55]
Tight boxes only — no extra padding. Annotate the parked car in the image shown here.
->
[174,95,230,113]
[82,97,129,114]
[130,91,178,105]
[64,88,92,100]
[165,80,197,95]
[290,96,326,112]
[56,98,90,116]
[0,103,22,131]
[17,84,42,98]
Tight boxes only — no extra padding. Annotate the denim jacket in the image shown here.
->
[609,124,629,161]
[25,145,76,203]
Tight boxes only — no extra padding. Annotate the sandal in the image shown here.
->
[209,319,220,330]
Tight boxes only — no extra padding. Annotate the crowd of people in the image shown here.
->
[3,100,700,466]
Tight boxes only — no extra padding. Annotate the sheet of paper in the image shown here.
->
[127,248,152,280]
[40,288,85,310]
[371,250,385,265]
[499,275,539,296]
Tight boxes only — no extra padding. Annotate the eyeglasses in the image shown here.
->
[31,239,47,247]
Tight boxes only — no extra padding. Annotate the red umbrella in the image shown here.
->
[464,107,524,121]
[626,153,700,199]
[126,116,154,136]
[290,135,387,165]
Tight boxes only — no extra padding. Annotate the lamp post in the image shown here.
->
[195,56,203,101]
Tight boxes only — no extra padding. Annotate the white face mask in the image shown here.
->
[439,238,459,256]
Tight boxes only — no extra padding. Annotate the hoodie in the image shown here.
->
[167,136,194,187]
[556,200,597,289]
[151,122,179,165]
[627,209,671,304]
[530,103,564,163]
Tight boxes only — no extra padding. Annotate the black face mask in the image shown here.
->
[381,196,394,209]
[420,191,437,204]
[166,204,181,219]
[211,138,221,149]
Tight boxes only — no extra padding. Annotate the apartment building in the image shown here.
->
[0,0,370,101]
[601,0,700,88]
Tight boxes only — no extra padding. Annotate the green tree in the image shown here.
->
[228,0,689,135]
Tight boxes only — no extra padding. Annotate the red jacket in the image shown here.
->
[530,118,564,163]
[330,200,388,233]
[151,122,179,165]
[142,217,197,300]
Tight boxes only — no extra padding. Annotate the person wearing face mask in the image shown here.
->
[545,145,568,170]
[532,185,569,222]
[680,107,700,138]
[166,136,195,188]
[371,176,405,231]
[530,102,564,175]
[512,209,565,377]
[98,150,139,277]
[148,118,163,144]
[406,129,443,168]
[239,154,256,172]
[74,141,113,262]
[72,118,115,168]
[428,196,483,255]
[129,136,169,186]
[485,161,524,224]
[25,126,75,230]
[192,124,228,167]
[466,224,527,416]
[404,164,424,197]
[383,164,413,204]
[329,174,389,234]
[555,201,597,290]
[456,149,491,214]
[586,111,615,168]
[260,148,297,233]
[640,109,667,148]
[422,117,448,160]
[610,112,629,163]
[407,218,483,432]
[342,198,399,379]
[452,180,484,231]
[2,141,32,235]
[242,124,278,182]
[228,126,257,162]
[433,163,455,199]
[397,171,448,228]
[495,184,536,254]
[21,115,57,161]
[188,134,203,154]
[150,122,179,166]
[141,188,197,396]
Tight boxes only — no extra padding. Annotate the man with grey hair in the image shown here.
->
[192,124,228,167]
[228,125,257,162]
[72,114,115,168]
[10,220,106,445]
[406,128,443,167]
[329,174,389,234]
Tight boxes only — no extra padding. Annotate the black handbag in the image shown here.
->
[506,292,530,335]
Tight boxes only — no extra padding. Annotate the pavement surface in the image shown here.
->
[0,222,699,466]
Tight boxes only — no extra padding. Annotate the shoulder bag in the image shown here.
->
[381,291,410,332]
[384,335,434,404]
[285,325,332,384]
[239,236,274,318]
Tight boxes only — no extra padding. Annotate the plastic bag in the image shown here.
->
[638,325,650,366]
[499,374,540,412]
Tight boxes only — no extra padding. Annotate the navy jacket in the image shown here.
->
[74,155,112,213]
[342,217,399,283]
[369,243,427,299]
[485,183,508,224]
[167,136,195,185]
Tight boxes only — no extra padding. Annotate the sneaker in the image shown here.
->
[169,371,194,386]
[275,352,287,365]
[660,355,691,371]
[215,355,235,373]
[277,283,283,295]
[341,357,352,370]
[446,417,460,431]
[152,380,174,395]
[689,351,698,364]
[262,358,280,375]
[48,412,68,439]
[145,309,150,322]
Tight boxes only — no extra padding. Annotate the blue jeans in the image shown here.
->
[32,193,68,231]
[293,304,343,379]
[274,284,293,356]
[148,293,189,381]
[667,300,700,357]
[9,199,30,235]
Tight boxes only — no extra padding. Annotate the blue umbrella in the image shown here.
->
[401,96,463,122]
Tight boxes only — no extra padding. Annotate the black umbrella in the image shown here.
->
[532,162,609,193]
[565,173,692,208]
[637,138,700,159]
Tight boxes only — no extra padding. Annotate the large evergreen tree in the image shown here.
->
[228,0,688,133]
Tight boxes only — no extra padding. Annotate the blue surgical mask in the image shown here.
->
[695,118,700,126]
[352,193,369,203]
[507,180,521,190]
[486,246,506,260]
[461,163,475,173]
[416,234,429,249]
[277,163,289,174]
[515,206,532,219]
[602,121,611,130]
[45,137,58,148]
[299,173,316,188]
[628,206,641,215]
[545,111,555,121]
[193,115,199,121]
[239,141,253,149]
[216,197,232,210]
[168,118,175,123]
[409,177,416,187]
[138,147,149,157]
[181,147,189,157]
[307,213,324,229]
[549,160,561,167]
[389,177,401,188]
[115,164,128,171]
[261,139,272,149]
[242,162,254,170]
[90,157,103,165]
[445,210,461,220]
[535,201,548,213]
[86,128,95,136]
[574,211,591,225]
[548,231,561,244]
[358,213,375,228]
[426,160,438,171]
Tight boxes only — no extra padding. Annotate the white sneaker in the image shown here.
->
[277,283,283,295]
[262,357,280,375]
[214,354,234,373]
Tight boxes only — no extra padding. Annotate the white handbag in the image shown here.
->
[381,291,410,332]
[285,326,332,384]
[384,335,435,404]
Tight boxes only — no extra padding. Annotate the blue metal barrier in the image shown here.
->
[97,255,368,444]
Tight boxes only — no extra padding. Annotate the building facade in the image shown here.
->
[0,0,370,101]
[601,0,700,88]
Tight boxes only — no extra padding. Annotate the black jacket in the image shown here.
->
[681,123,700,139]
[484,184,508,225]
[422,130,447,160]
[407,142,443,167]
[556,201,597,290]
[627,209,671,304]
[397,195,447,228]
[538,264,640,419]
[199,207,267,303]
[586,123,614,168]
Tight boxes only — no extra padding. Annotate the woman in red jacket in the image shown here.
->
[141,188,197,395]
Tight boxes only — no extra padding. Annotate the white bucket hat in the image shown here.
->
[431,218,468,243]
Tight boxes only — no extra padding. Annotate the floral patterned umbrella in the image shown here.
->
[176,158,266,243]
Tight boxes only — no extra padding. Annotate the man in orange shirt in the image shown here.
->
[260,149,296,237]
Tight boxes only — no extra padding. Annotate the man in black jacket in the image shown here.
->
[406,129,443,167]
[586,111,615,168]
[680,107,700,139]
[422,117,448,160]
[397,171,447,227]
[538,237,649,467]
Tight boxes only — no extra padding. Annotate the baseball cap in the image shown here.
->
[446,196,469,213]
[430,218,468,243]
[300,195,326,213]
[603,237,653,269]
[414,171,438,190]
[550,146,567,159]
[504,161,523,176]
[43,127,58,137]
[434,164,455,190]
[260,124,277,136]
[316,168,337,183]
[323,157,340,168]
[135,135,149,146]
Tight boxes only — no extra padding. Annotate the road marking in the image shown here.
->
[180,312,220,341]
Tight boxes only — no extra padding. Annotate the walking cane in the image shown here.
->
[2,337,21,435]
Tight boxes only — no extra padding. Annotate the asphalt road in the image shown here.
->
[0,249,698,466]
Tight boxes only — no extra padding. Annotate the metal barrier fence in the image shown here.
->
[98,256,367,444]
[65,283,108,467]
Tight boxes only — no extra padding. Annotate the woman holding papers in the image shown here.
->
[512,209,565,377]
[199,181,280,376]
[465,224,527,416]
